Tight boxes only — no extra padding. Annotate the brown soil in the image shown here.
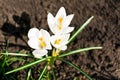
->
[0,0,120,80]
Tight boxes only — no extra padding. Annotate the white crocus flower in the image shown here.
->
[28,28,52,58]
[47,7,74,34]
[50,34,70,50]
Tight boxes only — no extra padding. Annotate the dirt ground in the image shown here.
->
[0,0,120,80]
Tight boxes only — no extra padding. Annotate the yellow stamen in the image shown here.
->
[52,49,59,57]
[58,17,63,23]
[58,17,63,30]
[39,37,46,49]
[54,39,61,45]
[58,24,62,30]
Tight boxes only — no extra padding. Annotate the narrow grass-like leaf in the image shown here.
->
[52,68,56,80]
[38,64,47,80]
[61,59,93,80]
[2,51,9,67]
[7,57,25,65]
[7,57,25,62]
[5,58,47,75]
[68,16,94,44]
[59,47,102,58]
[1,53,32,57]
[27,69,31,80]
[73,77,77,80]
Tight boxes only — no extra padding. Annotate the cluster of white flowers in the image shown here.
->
[28,7,74,58]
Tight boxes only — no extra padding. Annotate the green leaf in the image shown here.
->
[68,16,94,44]
[38,64,47,80]
[5,58,46,75]
[52,68,56,80]
[59,47,102,58]
[27,69,31,80]
[1,53,32,57]
[6,57,25,65]
[61,59,93,80]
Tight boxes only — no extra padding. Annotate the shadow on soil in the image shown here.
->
[0,12,31,50]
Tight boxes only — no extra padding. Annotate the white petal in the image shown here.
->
[47,13,55,25]
[46,43,52,50]
[53,25,61,34]
[32,49,48,58]
[50,34,69,50]
[47,13,56,34]
[50,35,56,45]
[28,38,40,49]
[63,14,74,27]
[50,35,59,48]
[58,45,67,50]
[40,29,52,50]
[62,34,70,42]
[55,7,66,20]
[28,28,39,39]
[59,34,70,45]
[62,27,74,34]
[40,29,50,42]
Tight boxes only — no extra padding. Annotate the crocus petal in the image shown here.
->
[28,38,40,49]
[50,34,70,50]
[58,34,70,45]
[47,13,55,25]
[40,29,50,42]
[58,45,67,50]
[63,14,74,27]
[40,29,52,50]
[28,28,39,39]
[47,13,55,33]
[50,35,60,48]
[32,49,48,58]
[55,7,66,20]
[62,33,70,42]
[46,43,52,50]
[62,27,74,34]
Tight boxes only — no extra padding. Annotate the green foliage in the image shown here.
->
[0,52,17,80]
